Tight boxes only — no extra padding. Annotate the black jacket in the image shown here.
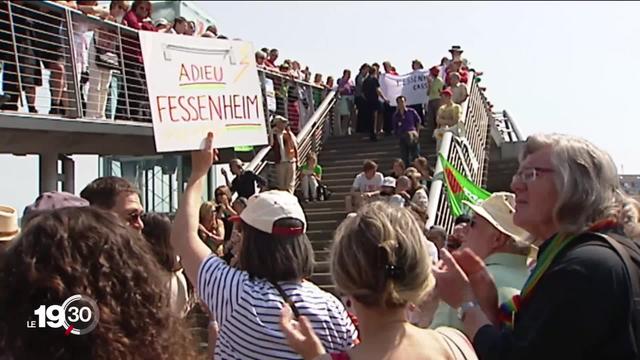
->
[474,231,637,360]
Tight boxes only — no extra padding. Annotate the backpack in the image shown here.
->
[592,232,640,356]
[316,182,332,201]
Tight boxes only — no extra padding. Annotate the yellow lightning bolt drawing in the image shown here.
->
[233,43,251,84]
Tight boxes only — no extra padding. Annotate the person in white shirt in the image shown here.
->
[345,160,384,212]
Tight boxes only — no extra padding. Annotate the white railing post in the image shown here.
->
[426,131,453,229]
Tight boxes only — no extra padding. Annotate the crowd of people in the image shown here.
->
[1,3,640,359]
[0,0,322,127]
[262,45,473,216]
[0,132,638,359]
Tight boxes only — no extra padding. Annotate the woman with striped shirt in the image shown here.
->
[171,133,357,359]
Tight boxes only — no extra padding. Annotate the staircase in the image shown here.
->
[306,130,437,293]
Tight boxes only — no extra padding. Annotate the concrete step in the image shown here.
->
[314,260,330,273]
[322,171,373,180]
[307,218,342,231]
[314,249,331,261]
[302,210,346,221]
[306,229,336,241]
[310,272,334,287]
[320,178,356,188]
[311,240,333,251]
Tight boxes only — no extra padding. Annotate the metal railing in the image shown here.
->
[491,109,523,144]
[426,74,492,232]
[0,1,325,130]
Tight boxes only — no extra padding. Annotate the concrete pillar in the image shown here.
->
[61,155,75,194]
[39,153,58,194]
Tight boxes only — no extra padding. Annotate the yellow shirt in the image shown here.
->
[436,102,463,127]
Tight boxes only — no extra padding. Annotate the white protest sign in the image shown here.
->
[379,70,429,106]
[139,32,268,152]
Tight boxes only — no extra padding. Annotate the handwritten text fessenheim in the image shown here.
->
[155,64,260,122]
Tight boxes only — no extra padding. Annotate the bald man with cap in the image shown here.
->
[430,192,531,330]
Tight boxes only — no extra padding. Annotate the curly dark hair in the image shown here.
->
[0,207,199,359]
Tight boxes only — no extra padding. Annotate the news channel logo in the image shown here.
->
[26,294,100,336]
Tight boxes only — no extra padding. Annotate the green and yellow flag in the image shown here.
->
[438,153,491,217]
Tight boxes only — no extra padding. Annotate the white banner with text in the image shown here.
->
[139,32,268,152]
[379,70,429,107]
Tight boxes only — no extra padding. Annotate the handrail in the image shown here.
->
[490,109,523,145]
[0,1,320,127]
[501,110,523,142]
[259,67,325,90]
[426,73,492,231]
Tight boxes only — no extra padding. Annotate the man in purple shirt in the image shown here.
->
[393,95,422,166]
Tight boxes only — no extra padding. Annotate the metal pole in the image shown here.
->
[39,153,59,193]
[168,171,173,213]
[6,2,23,107]
[176,155,184,205]
[64,9,83,117]
[283,78,289,120]
[426,131,453,229]
[61,155,75,193]
[116,26,131,118]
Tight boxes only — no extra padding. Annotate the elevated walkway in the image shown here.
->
[0,1,324,200]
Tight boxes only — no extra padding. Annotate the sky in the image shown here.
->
[2,1,639,212]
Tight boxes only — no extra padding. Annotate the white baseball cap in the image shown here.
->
[382,176,396,188]
[232,190,307,235]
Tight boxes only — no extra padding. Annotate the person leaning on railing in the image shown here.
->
[116,0,155,120]
[28,1,69,115]
[0,1,39,112]
[85,1,130,119]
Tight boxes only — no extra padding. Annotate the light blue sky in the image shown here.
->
[2,1,638,212]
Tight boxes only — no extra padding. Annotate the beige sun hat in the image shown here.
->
[0,205,20,242]
[462,192,528,242]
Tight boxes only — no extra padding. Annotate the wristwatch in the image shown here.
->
[457,300,480,321]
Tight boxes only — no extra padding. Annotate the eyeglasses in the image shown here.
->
[512,167,554,183]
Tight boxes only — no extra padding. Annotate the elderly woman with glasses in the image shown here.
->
[434,133,640,360]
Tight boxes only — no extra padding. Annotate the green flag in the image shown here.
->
[438,153,491,217]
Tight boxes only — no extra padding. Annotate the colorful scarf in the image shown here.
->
[498,219,618,329]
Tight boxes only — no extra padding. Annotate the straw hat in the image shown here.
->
[462,192,528,243]
[0,205,20,241]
